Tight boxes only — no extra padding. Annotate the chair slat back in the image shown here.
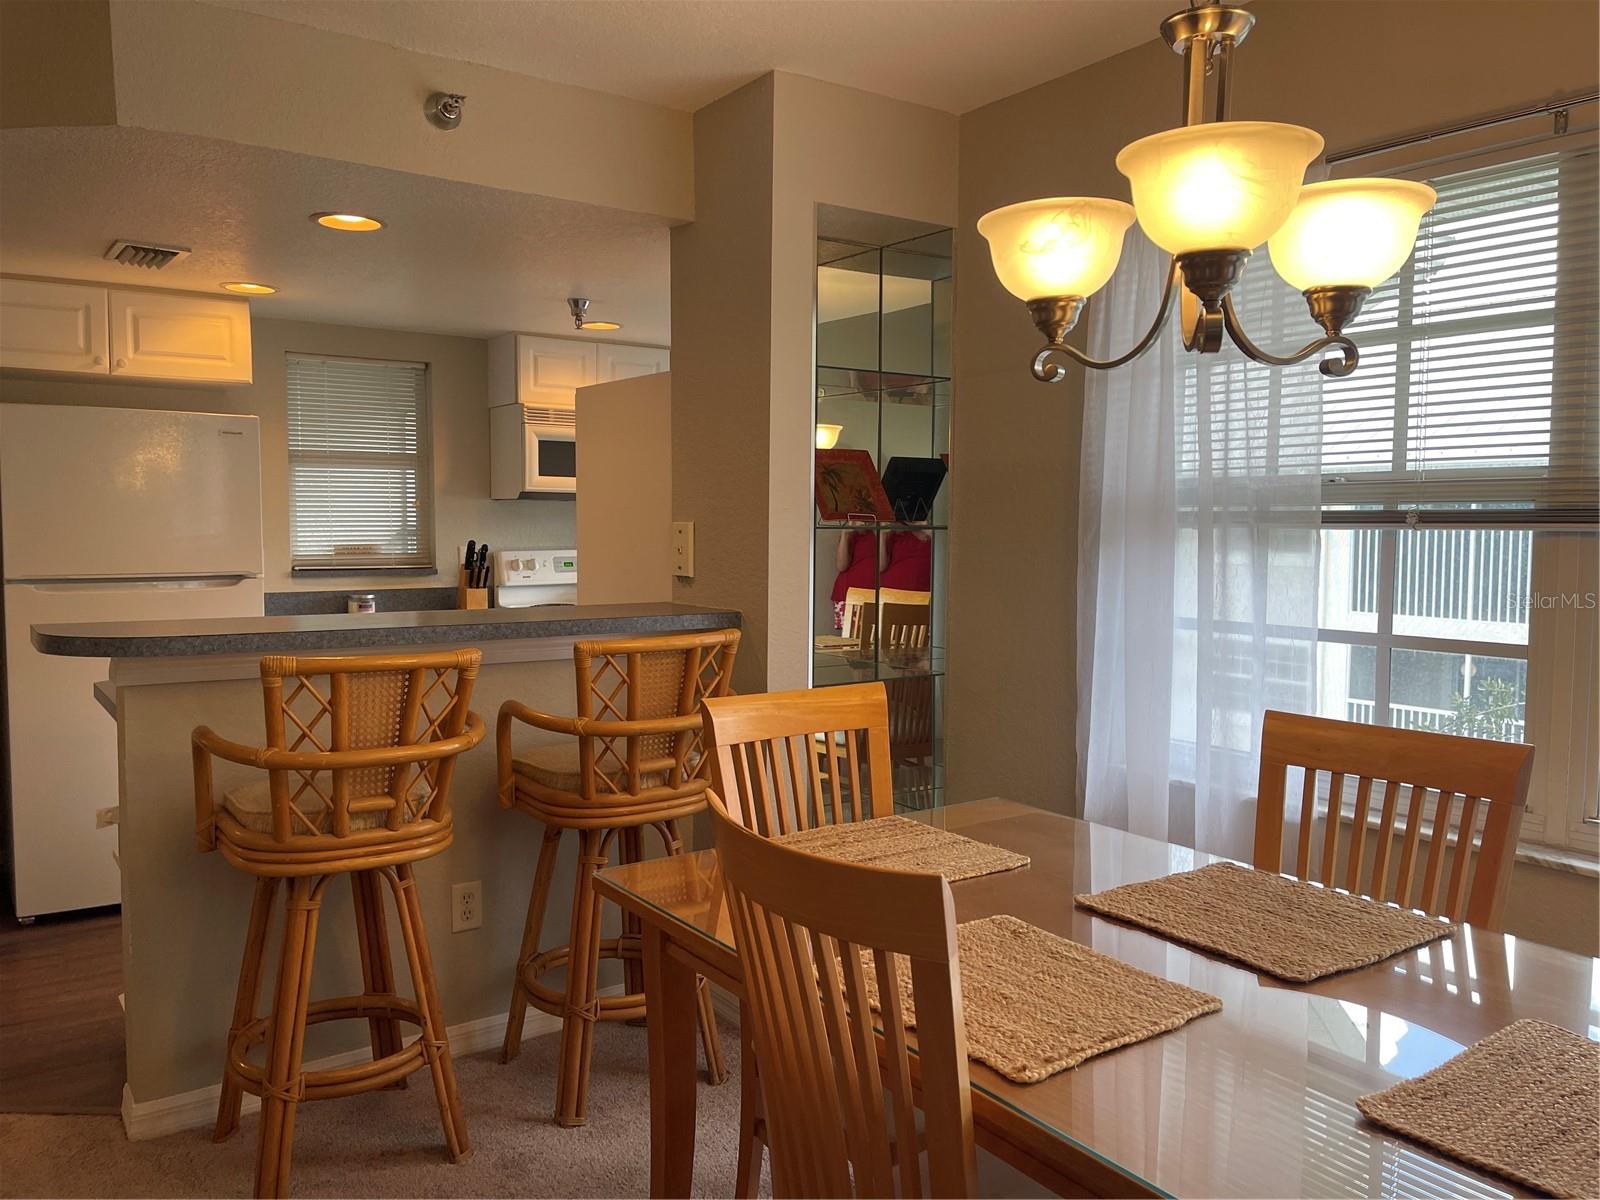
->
[701,683,894,835]
[1254,710,1534,929]
[258,650,481,839]
[571,630,739,799]
[708,797,976,1199]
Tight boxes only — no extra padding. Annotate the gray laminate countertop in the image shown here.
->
[33,603,742,658]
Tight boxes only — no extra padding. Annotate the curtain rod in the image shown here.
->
[1326,93,1599,165]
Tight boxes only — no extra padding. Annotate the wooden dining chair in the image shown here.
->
[706,794,978,1198]
[1254,709,1535,929]
[701,681,894,835]
[700,682,893,1193]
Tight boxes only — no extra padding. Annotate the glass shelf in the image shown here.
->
[817,365,950,406]
[814,520,948,532]
[811,645,946,687]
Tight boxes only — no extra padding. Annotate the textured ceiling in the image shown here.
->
[0,126,670,341]
[205,0,1173,115]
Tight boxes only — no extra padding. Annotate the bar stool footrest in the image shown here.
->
[226,993,435,1102]
[520,941,646,1023]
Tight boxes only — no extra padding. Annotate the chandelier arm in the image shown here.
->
[1220,294,1361,379]
[1030,258,1181,383]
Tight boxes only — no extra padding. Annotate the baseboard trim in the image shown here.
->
[120,987,622,1142]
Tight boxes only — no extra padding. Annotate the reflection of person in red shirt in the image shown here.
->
[830,527,932,629]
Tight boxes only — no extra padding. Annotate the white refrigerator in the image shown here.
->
[1,403,265,917]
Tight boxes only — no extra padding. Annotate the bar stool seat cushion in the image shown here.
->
[511,741,681,794]
[222,780,387,834]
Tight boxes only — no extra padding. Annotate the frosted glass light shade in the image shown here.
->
[976,197,1136,301]
[815,423,843,449]
[1114,121,1324,255]
[1268,178,1437,291]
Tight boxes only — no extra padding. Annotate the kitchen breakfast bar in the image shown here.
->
[32,603,740,1135]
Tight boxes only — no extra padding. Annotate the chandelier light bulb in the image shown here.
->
[1115,121,1325,255]
[976,198,1137,302]
[1268,178,1438,291]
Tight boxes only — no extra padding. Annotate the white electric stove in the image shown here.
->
[493,548,578,607]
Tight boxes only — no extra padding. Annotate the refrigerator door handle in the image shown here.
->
[7,575,259,591]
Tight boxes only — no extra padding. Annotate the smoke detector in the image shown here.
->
[105,239,191,270]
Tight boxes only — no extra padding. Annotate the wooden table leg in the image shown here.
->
[643,924,699,1199]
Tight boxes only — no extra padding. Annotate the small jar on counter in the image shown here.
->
[346,593,377,615]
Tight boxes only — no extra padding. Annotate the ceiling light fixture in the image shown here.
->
[312,212,384,232]
[978,4,1436,382]
[567,297,621,331]
[221,281,276,295]
[815,423,844,450]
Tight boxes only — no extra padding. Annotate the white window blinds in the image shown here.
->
[286,354,435,570]
[1322,146,1599,526]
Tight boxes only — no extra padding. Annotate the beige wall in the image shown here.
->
[670,71,957,693]
[0,0,115,129]
[3,0,691,222]
[946,0,1600,815]
[669,76,777,695]
[576,372,673,604]
[0,317,574,592]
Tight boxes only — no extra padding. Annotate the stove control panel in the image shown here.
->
[494,548,578,588]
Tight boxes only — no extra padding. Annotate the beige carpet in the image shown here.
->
[0,1024,764,1199]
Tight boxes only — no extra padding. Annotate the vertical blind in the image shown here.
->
[1322,146,1599,525]
[286,354,435,570]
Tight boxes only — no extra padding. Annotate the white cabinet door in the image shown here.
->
[597,343,670,381]
[516,335,596,407]
[0,279,109,373]
[108,290,252,383]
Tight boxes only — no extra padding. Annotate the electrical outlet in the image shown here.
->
[451,881,483,932]
[672,521,695,578]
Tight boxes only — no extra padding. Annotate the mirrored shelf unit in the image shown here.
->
[811,208,952,812]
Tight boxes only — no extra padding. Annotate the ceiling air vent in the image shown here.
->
[104,239,191,270]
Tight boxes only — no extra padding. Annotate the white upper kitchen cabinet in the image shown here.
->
[0,278,253,384]
[488,333,670,408]
[108,290,252,383]
[0,278,110,374]
[598,342,670,381]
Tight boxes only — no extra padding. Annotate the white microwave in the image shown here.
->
[490,402,576,498]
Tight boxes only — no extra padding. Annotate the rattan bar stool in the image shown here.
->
[192,650,486,1199]
[496,628,739,1127]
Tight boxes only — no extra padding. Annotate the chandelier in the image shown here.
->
[978,4,1436,382]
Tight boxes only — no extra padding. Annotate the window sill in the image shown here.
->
[1514,841,1600,879]
[291,566,439,578]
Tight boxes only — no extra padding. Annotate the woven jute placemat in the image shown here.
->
[1358,1019,1599,1198]
[775,815,1028,882]
[1074,861,1455,983]
[866,914,1221,1084]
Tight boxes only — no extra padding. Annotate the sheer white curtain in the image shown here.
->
[1077,231,1323,859]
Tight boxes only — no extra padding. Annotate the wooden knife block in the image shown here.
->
[457,567,489,610]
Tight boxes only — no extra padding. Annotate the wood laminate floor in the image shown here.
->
[0,896,124,1114]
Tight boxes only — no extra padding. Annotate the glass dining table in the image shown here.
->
[591,796,1599,1198]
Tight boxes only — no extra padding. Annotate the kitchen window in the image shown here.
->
[1314,145,1598,853]
[286,353,436,572]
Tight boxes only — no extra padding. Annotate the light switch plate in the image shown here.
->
[671,521,695,578]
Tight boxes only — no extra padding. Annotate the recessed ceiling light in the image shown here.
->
[221,281,276,295]
[312,212,384,232]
